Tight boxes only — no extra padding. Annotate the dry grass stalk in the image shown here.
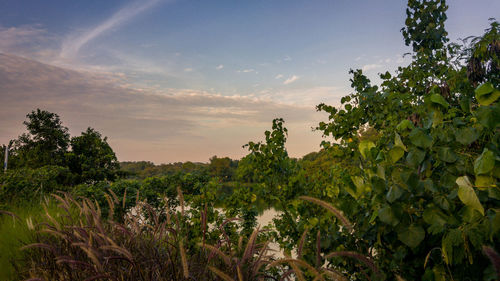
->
[199,243,231,265]
[208,266,235,281]
[299,196,353,232]
[325,251,380,276]
[179,239,189,278]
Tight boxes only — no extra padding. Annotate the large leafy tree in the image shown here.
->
[68,127,119,183]
[237,118,296,194]
[299,1,500,280]
[11,109,70,168]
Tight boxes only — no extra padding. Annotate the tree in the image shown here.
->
[310,1,500,279]
[68,127,119,183]
[238,118,295,192]
[11,109,70,168]
[208,156,237,181]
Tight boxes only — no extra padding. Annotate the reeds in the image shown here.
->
[12,190,388,280]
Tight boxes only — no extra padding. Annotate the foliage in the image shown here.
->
[10,109,70,169]
[237,118,297,198]
[119,161,208,179]
[312,1,500,279]
[3,109,120,184]
[208,156,238,182]
[0,165,72,206]
[67,127,119,183]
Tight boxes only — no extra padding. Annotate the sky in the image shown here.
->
[0,0,499,163]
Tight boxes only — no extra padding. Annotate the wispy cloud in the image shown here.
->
[184,68,193,72]
[260,86,344,107]
[283,75,299,85]
[216,64,224,70]
[0,54,319,163]
[354,55,364,62]
[361,64,382,72]
[0,25,57,58]
[275,74,284,79]
[60,0,167,59]
[237,69,255,73]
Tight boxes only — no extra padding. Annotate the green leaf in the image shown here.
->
[378,206,399,226]
[475,105,500,129]
[423,207,447,226]
[442,228,463,265]
[454,127,479,145]
[406,148,426,167]
[488,186,500,200]
[397,119,414,131]
[386,185,403,203]
[475,82,500,106]
[389,147,405,163]
[394,132,407,151]
[474,148,495,175]
[430,93,449,108]
[475,175,495,188]
[398,224,425,248]
[351,176,364,192]
[359,140,375,159]
[456,176,484,215]
[409,128,432,148]
[475,82,495,96]
[437,147,457,163]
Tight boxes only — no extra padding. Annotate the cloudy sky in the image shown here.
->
[0,0,499,163]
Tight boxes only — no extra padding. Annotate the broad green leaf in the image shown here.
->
[371,176,386,194]
[475,82,495,96]
[430,93,449,108]
[460,96,471,113]
[396,119,414,131]
[475,175,495,188]
[475,105,500,129]
[409,128,432,148]
[378,206,399,226]
[442,228,462,265]
[454,127,479,145]
[488,186,500,200]
[398,224,425,248]
[386,185,403,203]
[345,186,358,199]
[423,207,447,234]
[406,148,426,167]
[475,82,500,106]
[437,147,457,163]
[359,140,375,159]
[474,148,495,175]
[389,147,405,163]
[394,132,407,151]
[456,176,484,215]
[376,164,385,179]
[351,176,364,190]
[477,90,500,106]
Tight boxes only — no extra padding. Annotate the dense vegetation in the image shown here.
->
[1,0,499,280]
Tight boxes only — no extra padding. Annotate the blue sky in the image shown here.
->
[0,0,499,163]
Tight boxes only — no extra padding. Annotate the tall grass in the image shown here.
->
[1,190,391,280]
[0,198,62,280]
